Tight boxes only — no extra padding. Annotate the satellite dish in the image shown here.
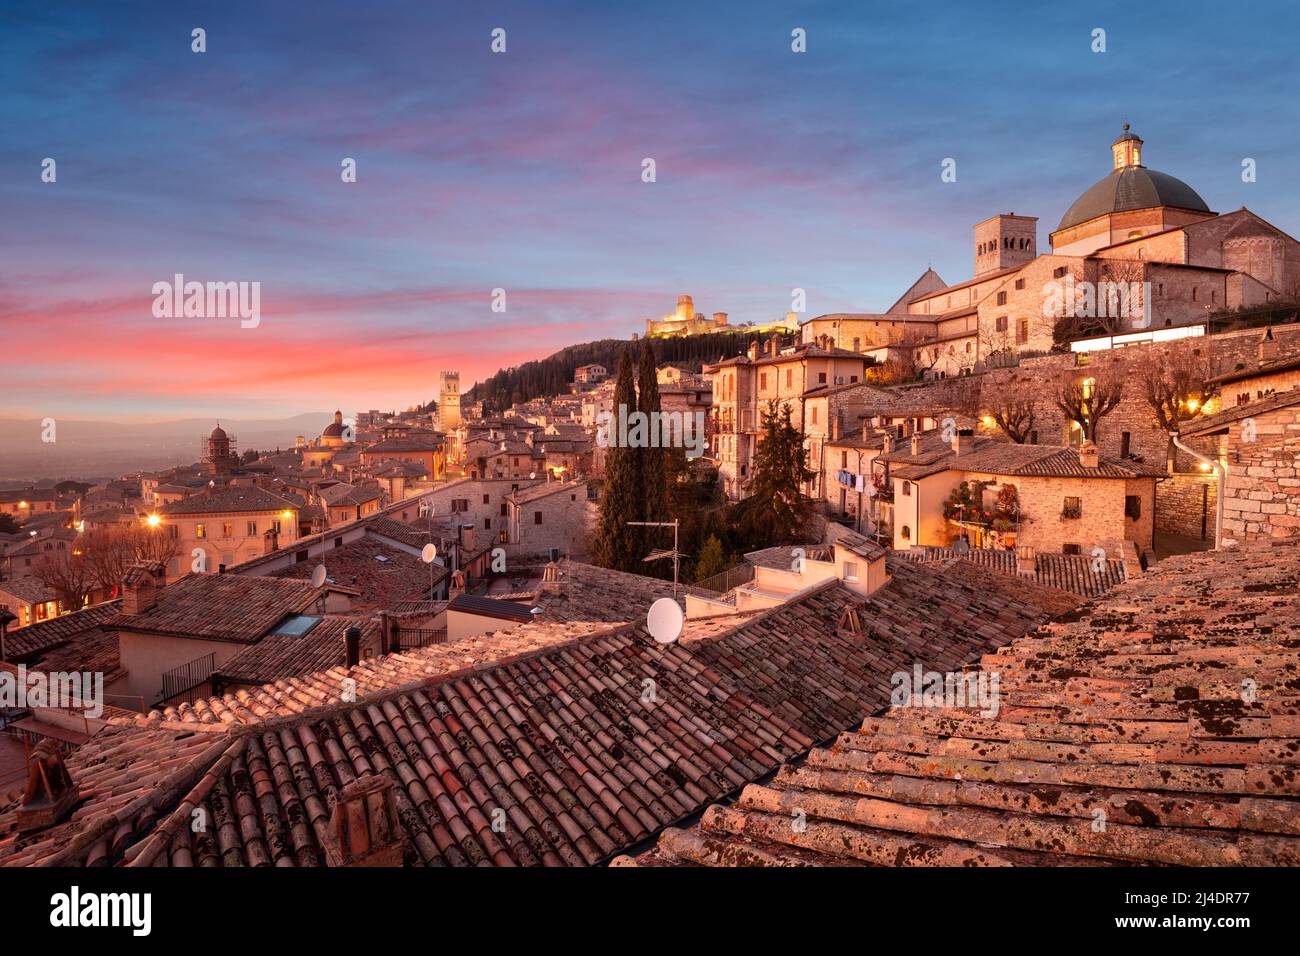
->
[310,564,327,588]
[421,543,438,563]
[647,598,685,645]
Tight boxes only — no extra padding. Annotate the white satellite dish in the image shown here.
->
[647,598,685,645]
[421,543,438,564]
[310,564,327,588]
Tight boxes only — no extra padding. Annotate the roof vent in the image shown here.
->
[17,740,80,832]
[322,775,404,867]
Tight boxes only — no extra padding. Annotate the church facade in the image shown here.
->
[801,127,1300,380]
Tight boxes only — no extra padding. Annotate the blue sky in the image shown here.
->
[2,0,1298,419]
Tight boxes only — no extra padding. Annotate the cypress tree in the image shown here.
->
[593,348,643,572]
[635,341,671,577]
[637,342,669,517]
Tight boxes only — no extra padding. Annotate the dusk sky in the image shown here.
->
[4,0,1299,422]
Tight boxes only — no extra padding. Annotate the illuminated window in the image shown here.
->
[196,523,206,539]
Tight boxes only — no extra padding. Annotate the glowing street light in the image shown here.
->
[146,514,161,527]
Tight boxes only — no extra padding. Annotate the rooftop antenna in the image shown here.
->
[419,498,440,609]
[627,518,682,599]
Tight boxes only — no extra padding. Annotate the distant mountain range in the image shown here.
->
[0,413,331,484]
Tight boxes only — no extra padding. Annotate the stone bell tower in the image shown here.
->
[438,370,462,431]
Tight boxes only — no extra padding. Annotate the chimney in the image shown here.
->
[881,433,895,454]
[862,420,871,442]
[1015,545,1037,578]
[831,413,840,441]
[541,561,563,594]
[380,611,400,654]
[902,420,915,438]
[344,626,362,667]
[952,428,974,455]
[747,341,759,361]
[322,775,404,867]
[121,562,164,615]
[1260,327,1279,362]
[1079,441,1100,469]
[17,739,80,832]
[910,434,923,456]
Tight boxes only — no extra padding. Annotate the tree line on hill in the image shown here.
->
[457,328,789,414]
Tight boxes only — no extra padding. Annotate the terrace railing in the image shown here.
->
[693,562,756,596]
[159,652,216,707]
[397,627,450,651]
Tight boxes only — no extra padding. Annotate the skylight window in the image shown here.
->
[273,614,321,637]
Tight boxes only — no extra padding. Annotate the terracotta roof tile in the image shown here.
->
[0,557,1067,866]
[109,574,330,643]
[622,540,1300,867]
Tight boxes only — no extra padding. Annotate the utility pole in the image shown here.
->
[627,519,682,599]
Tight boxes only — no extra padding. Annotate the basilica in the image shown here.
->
[802,126,1300,377]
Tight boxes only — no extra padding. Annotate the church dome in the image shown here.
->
[321,409,346,439]
[1056,126,1209,232]
[209,425,229,441]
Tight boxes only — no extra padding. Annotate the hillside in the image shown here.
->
[457,328,791,413]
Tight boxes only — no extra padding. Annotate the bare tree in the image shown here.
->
[80,524,182,594]
[1136,344,1218,432]
[869,331,940,385]
[1051,259,1148,346]
[980,377,1039,443]
[32,550,96,610]
[1055,367,1123,443]
[132,525,181,569]
[80,527,132,594]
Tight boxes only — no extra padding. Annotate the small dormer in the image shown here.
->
[832,534,889,598]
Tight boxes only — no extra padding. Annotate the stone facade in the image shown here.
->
[1213,402,1300,545]
[506,480,592,558]
[1155,471,1218,541]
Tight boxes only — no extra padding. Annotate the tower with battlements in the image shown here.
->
[438,371,462,431]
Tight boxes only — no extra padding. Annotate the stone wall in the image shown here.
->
[1219,403,1300,545]
[1155,472,1217,541]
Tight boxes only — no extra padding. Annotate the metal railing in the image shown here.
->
[159,652,215,707]
[397,627,449,650]
[693,562,756,595]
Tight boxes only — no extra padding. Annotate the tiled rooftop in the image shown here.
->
[620,540,1300,867]
[212,615,383,687]
[268,536,443,611]
[109,574,330,643]
[900,547,1129,599]
[157,485,301,516]
[0,556,1069,866]
[1,601,123,662]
